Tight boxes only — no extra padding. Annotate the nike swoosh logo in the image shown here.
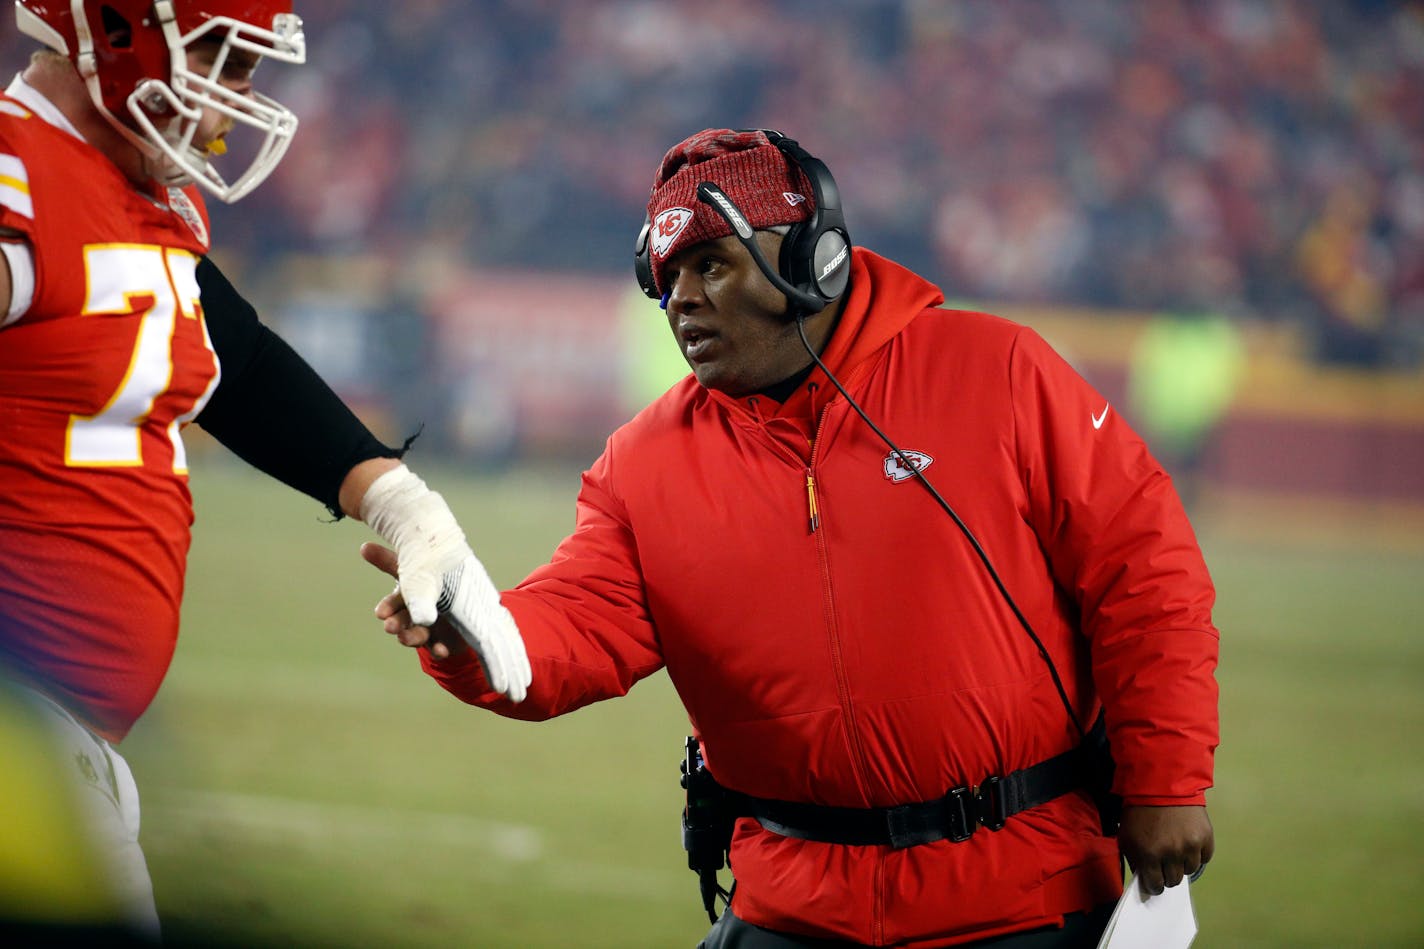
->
[1092,405,1110,429]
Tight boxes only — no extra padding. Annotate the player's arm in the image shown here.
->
[0,227,34,325]
[0,243,11,315]
[193,255,403,515]
[195,256,530,700]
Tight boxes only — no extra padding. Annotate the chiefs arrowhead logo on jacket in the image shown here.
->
[883,449,933,482]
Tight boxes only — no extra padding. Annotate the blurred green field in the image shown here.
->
[123,461,1424,948]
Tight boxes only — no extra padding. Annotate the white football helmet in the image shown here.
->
[15,0,306,202]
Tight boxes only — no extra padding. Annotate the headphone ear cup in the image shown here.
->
[634,215,659,300]
[778,221,849,309]
[777,220,818,307]
[810,228,851,301]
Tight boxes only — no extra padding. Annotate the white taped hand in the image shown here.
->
[360,465,531,702]
[360,466,461,627]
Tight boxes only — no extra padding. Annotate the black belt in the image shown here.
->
[726,739,1093,850]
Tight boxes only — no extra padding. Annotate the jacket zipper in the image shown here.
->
[807,413,874,807]
[804,470,819,533]
[809,402,882,940]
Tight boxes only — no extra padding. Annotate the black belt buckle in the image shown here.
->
[976,775,1007,831]
[944,785,976,843]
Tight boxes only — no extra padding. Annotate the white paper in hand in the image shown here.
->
[1095,872,1197,949]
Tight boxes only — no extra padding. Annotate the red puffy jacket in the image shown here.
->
[423,249,1219,946]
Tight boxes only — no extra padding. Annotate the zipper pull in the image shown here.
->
[805,470,820,533]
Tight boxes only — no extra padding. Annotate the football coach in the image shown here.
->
[364,128,1219,948]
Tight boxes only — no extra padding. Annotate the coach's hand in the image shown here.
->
[361,543,463,656]
[1117,804,1214,896]
[358,465,530,702]
[361,541,530,703]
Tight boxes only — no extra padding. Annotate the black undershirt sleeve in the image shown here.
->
[193,256,406,518]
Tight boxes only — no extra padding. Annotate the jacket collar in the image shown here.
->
[713,248,945,423]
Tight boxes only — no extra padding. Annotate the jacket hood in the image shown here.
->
[765,247,945,421]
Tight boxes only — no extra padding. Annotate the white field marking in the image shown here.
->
[149,788,543,861]
[145,789,686,900]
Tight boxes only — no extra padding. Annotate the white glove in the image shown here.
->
[360,465,531,702]
[435,553,531,704]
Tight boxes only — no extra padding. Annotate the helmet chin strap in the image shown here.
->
[153,115,225,188]
[86,91,204,191]
[78,95,182,190]
[140,143,200,189]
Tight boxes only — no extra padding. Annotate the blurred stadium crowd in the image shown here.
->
[4,0,1422,368]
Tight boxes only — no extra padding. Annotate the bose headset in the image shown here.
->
[634,130,852,317]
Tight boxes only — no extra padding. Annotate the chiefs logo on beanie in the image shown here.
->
[644,129,815,295]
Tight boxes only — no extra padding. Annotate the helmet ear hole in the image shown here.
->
[99,5,133,48]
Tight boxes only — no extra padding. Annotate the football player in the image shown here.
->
[0,2,529,939]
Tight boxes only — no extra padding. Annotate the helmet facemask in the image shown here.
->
[19,1,306,203]
[128,9,305,202]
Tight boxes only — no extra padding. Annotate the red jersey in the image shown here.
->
[0,87,220,742]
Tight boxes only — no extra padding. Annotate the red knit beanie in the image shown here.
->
[644,128,815,295]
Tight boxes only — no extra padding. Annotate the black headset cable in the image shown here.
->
[794,314,1086,740]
